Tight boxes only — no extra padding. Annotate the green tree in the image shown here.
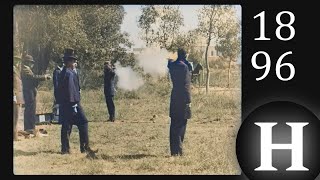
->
[14,5,132,89]
[170,29,199,53]
[215,13,240,88]
[198,5,235,94]
[138,5,184,51]
[138,5,158,47]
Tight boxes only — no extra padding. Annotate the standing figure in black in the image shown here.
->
[103,61,116,122]
[58,48,95,154]
[167,48,192,156]
[21,54,51,133]
[52,58,63,119]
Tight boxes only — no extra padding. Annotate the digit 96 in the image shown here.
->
[252,11,295,81]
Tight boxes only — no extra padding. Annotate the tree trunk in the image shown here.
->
[14,20,20,54]
[146,29,149,47]
[204,8,215,94]
[227,58,232,88]
[205,38,211,94]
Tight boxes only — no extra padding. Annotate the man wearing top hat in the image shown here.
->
[21,54,51,133]
[57,48,96,154]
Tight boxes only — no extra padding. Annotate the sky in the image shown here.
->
[121,5,242,49]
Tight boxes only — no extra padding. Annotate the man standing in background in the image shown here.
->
[167,48,192,156]
[13,53,24,141]
[53,57,63,121]
[53,57,63,102]
[21,54,51,133]
[103,61,116,122]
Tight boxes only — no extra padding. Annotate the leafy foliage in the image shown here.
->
[14,5,132,89]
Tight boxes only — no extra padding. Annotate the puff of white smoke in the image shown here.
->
[136,47,170,78]
[114,62,144,91]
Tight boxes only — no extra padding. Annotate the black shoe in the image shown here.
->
[110,117,115,122]
[81,147,98,153]
[61,150,70,155]
[171,152,183,156]
[81,146,88,153]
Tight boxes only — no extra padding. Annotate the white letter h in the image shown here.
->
[254,122,309,171]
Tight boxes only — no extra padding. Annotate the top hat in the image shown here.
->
[63,48,78,61]
[23,55,35,63]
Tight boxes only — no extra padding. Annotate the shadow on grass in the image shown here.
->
[14,149,61,157]
[100,154,157,161]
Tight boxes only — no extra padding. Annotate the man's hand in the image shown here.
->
[72,104,78,115]
[13,96,17,104]
[45,74,52,80]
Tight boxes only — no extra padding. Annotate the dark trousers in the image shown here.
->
[61,121,89,153]
[23,95,36,131]
[170,118,188,156]
[60,104,89,153]
[23,89,37,131]
[105,95,115,120]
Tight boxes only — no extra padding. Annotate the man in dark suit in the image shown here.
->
[103,61,116,122]
[167,48,192,156]
[57,48,96,155]
[21,54,51,133]
[53,58,63,102]
[52,58,63,119]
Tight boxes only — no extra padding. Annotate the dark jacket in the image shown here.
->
[21,65,47,103]
[168,59,192,119]
[104,65,116,96]
[57,67,80,105]
[57,67,88,124]
[183,59,193,72]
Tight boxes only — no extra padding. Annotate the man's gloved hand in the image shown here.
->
[13,96,17,104]
[72,104,78,115]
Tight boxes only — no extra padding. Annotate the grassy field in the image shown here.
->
[14,74,241,175]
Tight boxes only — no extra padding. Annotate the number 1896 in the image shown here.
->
[252,11,295,81]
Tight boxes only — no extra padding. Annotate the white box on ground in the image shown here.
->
[39,115,45,122]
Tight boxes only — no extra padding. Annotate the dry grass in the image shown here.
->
[15,69,241,175]
[14,120,240,175]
